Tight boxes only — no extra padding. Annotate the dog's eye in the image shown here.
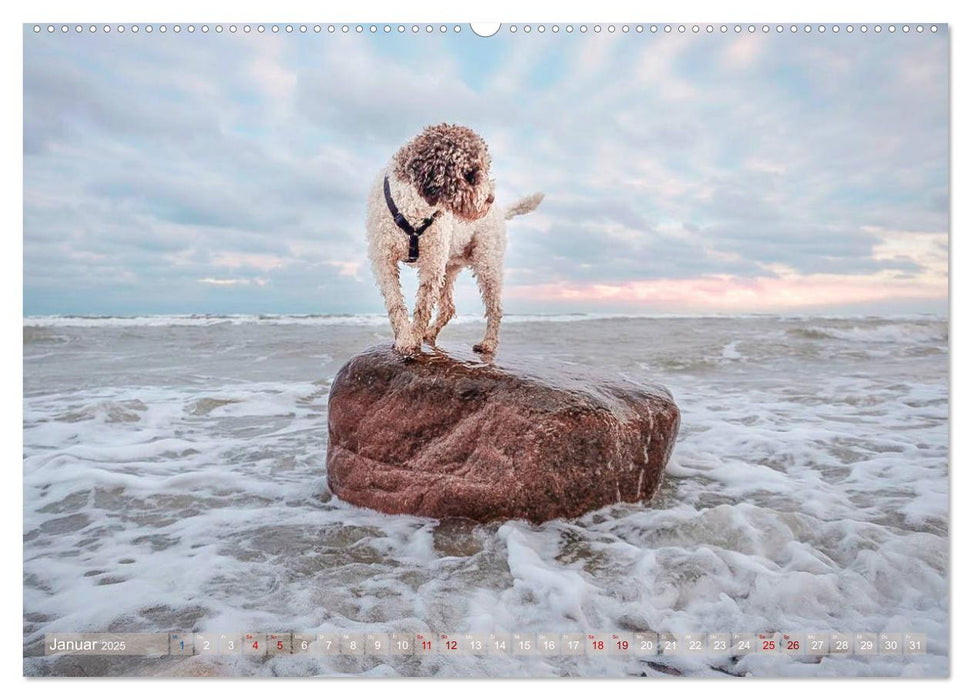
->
[464,169,479,185]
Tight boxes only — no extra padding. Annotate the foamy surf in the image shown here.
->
[23,315,948,677]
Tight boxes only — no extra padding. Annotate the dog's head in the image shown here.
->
[393,123,495,221]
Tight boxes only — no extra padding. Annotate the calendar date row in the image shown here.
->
[167,632,926,657]
[44,632,927,657]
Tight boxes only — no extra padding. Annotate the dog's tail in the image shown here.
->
[504,192,545,220]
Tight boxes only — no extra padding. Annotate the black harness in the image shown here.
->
[384,174,440,262]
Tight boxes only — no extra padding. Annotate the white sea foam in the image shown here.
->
[720,341,742,360]
[23,316,948,677]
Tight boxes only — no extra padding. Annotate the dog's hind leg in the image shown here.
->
[471,256,503,355]
[424,262,462,345]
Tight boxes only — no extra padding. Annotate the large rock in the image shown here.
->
[326,344,680,523]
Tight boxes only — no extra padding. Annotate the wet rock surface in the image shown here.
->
[326,344,680,523]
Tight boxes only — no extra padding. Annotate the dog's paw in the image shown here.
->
[472,342,496,355]
[394,337,421,356]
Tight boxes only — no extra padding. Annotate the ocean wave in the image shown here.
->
[23,326,69,344]
[24,312,947,329]
[788,323,947,345]
[20,313,727,328]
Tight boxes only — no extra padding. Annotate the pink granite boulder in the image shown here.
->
[326,344,680,523]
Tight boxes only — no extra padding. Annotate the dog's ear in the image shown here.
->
[404,145,452,208]
[416,160,446,207]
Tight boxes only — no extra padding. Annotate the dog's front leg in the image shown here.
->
[371,255,416,354]
[410,236,449,354]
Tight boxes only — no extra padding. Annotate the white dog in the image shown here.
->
[366,123,543,355]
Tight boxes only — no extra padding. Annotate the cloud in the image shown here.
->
[198,277,267,287]
[508,269,946,313]
[23,28,948,315]
[210,252,287,271]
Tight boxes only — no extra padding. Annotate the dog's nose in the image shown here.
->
[486,194,495,204]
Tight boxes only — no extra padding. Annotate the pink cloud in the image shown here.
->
[507,272,946,312]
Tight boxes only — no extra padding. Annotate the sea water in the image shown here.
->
[22,314,949,677]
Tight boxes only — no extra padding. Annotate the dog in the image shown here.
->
[366,123,543,356]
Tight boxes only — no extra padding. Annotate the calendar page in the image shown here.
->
[22,17,949,679]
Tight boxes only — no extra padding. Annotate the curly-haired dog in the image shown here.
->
[366,124,543,355]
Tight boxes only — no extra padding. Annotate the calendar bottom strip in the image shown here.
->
[44,631,928,657]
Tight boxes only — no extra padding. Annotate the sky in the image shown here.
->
[23,24,949,316]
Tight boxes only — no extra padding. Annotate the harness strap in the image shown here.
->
[384,174,440,262]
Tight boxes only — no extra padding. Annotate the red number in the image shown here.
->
[787,641,799,650]
[252,640,259,650]
[277,640,284,650]
[447,641,457,650]
[422,640,431,650]
[762,640,775,650]
[617,641,628,650]
[594,641,604,650]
